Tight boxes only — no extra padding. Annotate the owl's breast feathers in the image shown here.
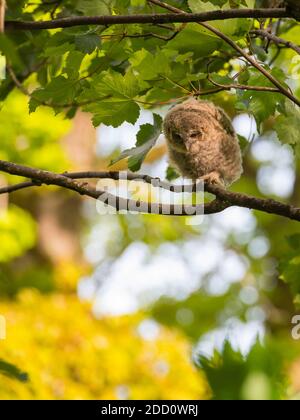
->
[163,99,243,186]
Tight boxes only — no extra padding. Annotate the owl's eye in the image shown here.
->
[173,132,183,143]
[190,131,201,138]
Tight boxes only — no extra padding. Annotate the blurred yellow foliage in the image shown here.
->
[0,205,36,262]
[0,290,209,400]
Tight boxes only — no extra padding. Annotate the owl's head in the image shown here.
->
[163,100,208,149]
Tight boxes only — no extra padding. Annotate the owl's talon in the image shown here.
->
[200,172,224,187]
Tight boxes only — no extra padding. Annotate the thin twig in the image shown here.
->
[251,28,300,55]
[207,74,280,93]
[6,63,28,95]
[148,0,300,107]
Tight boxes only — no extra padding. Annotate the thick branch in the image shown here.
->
[204,183,300,221]
[0,161,299,221]
[0,160,228,216]
[5,8,291,31]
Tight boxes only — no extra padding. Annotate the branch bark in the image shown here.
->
[0,160,229,216]
[207,74,281,93]
[4,8,291,31]
[251,28,300,55]
[0,160,299,221]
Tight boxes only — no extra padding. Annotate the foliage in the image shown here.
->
[2,0,299,170]
[0,205,36,263]
[0,0,300,401]
[0,290,209,400]
[279,234,300,309]
[110,113,163,171]
[198,340,287,400]
[0,359,28,383]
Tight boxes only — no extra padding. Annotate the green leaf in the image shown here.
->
[75,34,101,54]
[188,1,251,39]
[0,34,22,68]
[238,69,250,84]
[198,339,286,400]
[44,42,74,57]
[238,134,250,155]
[167,23,221,56]
[89,100,140,128]
[131,0,146,5]
[129,48,171,80]
[95,69,141,99]
[279,256,300,308]
[64,51,84,79]
[76,0,112,15]
[237,68,287,130]
[82,70,142,127]
[278,235,300,308]
[29,76,77,112]
[166,166,180,181]
[209,73,233,86]
[110,113,162,171]
[0,359,29,382]
[287,234,300,250]
[275,100,300,151]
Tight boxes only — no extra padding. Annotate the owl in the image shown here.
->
[163,98,243,187]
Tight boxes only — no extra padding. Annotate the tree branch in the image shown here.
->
[148,0,300,107]
[251,28,300,55]
[206,73,281,93]
[5,5,300,106]
[5,8,292,31]
[0,160,299,221]
[0,160,230,216]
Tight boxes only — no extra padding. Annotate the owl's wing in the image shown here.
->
[217,108,240,161]
[216,107,236,137]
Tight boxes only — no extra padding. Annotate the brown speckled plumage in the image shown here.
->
[163,98,243,187]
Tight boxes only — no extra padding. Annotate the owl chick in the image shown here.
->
[163,98,243,187]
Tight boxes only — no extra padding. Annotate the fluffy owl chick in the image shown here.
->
[163,98,243,187]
